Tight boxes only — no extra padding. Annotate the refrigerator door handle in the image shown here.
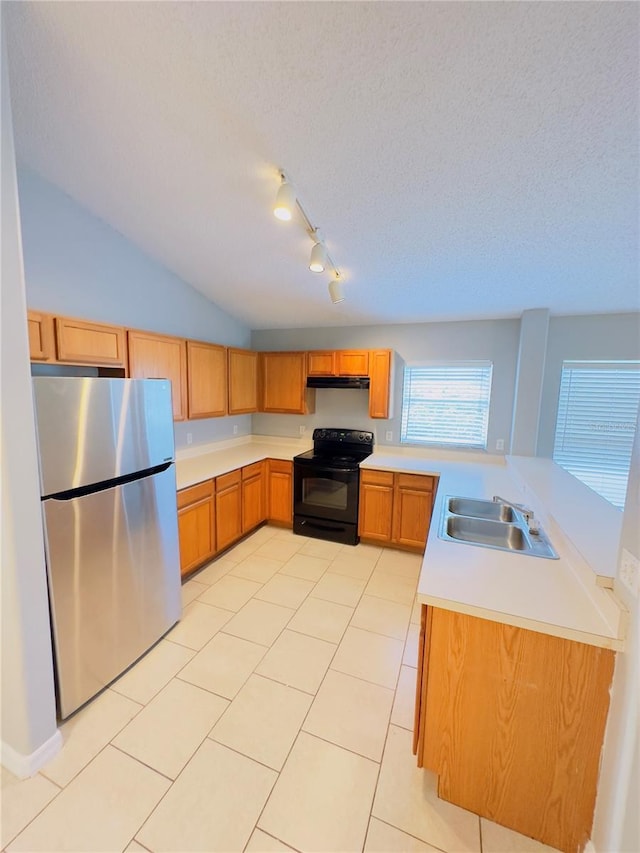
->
[43,461,174,501]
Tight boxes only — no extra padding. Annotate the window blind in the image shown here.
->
[553,361,640,509]
[401,362,493,449]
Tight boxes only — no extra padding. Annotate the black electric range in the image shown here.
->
[293,428,374,545]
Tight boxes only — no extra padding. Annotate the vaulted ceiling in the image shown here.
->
[4,2,639,329]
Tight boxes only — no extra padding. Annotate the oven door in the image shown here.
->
[293,462,359,525]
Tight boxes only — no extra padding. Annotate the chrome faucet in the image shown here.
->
[492,495,540,534]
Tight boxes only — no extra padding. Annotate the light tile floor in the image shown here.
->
[2,526,560,853]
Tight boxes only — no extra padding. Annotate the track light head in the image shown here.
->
[309,239,327,273]
[273,177,295,221]
[328,278,345,304]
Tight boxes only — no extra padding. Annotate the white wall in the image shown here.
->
[537,313,640,457]
[17,166,253,449]
[252,319,520,452]
[1,26,60,775]
[510,308,549,455]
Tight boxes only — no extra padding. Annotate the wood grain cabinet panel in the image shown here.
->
[260,352,315,414]
[359,469,435,551]
[128,330,187,421]
[27,310,55,361]
[216,469,242,552]
[415,606,615,853]
[267,459,293,525]
[177,480,215,577]
[336,350,369,375]
[228,348,258,414]
[242,461,266,534]
[358,472,394,542]
[307,351,336,376]
[187,340,227,419]
[368,349,392,419]
[55,316,127,366]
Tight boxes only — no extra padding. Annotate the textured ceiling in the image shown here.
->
[4,1,639,330]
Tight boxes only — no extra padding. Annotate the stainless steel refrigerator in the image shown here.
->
[32,376,182,719]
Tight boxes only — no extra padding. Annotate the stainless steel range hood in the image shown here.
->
[306,376,370,390]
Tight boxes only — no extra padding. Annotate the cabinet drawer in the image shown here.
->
[216,469,241,491]
[396,473,435,491]
[268,459,292,474]
[177,480,214,509]
[361,469,394,486]
[242,461,264,480]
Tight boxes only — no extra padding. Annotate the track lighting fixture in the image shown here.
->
[274,169,346,303]
[328,278,345,304]
[273,176,295,221]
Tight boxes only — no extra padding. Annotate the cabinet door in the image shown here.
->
[177,481,215,577]
[336,350,369,376]
[216,470,242,551]
[413,604,431,762]
[128,331,187,421]
[392,474,434,550]
[267,459,293,525]
[242,462,265,533]
[187,340,227,419]
[358,470,394,542]
[368,349,392,419]
[307,351,336,376]
[261,352,315,414]
[228,348,258,414]
[27,311,55,361]
[55,316,127,366]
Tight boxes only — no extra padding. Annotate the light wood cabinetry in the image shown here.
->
[55,316,127,366]
[215,469,243,552]
[307,350,369,376]
[177,481,215,578]
[242,461,266,533]
[359,469,436,551]
[307,351,336,376]
[228,348,258,414]
[267,459,293,525]
[260,351,315,414]
[27,310,55,361]
[186,340,227,419]
[368,349,392,419]
[128,330,188,421]
[414,606,615,853]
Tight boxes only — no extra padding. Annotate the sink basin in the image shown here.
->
[445,516,529,550]
[438,495,558,559]
[447,497,515,522]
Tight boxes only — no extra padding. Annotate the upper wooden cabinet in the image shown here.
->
[55,316,127,367]
[368,349,392,419]
[260,351,316,415]
[307,349,369,376]
[128,330,188,421]
[228,348,258,414]
[187,340,227,419]
[27,311,55,361]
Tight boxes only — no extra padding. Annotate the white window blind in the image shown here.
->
[553,361,640,510]
[401,362,493,449]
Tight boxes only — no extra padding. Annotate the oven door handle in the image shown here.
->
[295,464,359,475]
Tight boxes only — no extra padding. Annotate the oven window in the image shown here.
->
[302,477,348,511]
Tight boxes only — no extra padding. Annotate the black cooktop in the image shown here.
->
[295,428,374,470]
[294,449,371,470]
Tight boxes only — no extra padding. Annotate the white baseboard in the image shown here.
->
[1,728,62,778]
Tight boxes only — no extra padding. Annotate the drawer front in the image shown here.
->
[242,461,264,480]
[396,473,435,491]
[361,469,394,487]
[216,468,241,492]
[268,459,293,475]
[177,480,214,509]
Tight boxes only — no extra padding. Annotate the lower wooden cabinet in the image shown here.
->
[267,459,293,525]
[414,606,615,853]
[242,461,266,533]
[216,469,242,552]
[177,480,215,577]
[359,469,436,551]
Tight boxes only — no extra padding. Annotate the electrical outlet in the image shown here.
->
[186,432,193,445]
[299,425,306,435]
[619,548,639,596]
[233,425,238,435]
[385,431,393,441]
[496,439,505,451]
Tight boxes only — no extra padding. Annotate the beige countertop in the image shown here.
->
[176,439,627,651]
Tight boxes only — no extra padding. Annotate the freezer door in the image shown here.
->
[33,377,175,496]
[43,464,181,718]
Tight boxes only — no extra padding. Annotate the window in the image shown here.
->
[401,362,493,449]
[553,361,640,509]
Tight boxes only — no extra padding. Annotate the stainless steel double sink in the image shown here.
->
[438,496,558,559]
